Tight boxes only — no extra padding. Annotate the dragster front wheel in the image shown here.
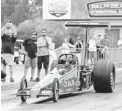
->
[20,76,28,102]
[52,78,59,102]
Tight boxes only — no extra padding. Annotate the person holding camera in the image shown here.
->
[1,21,17,82]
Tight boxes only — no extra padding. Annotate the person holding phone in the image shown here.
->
[1,21,17,82]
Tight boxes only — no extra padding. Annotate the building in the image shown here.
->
[43,0,122,48]
[89,19,122,48]
[71,0,122,48]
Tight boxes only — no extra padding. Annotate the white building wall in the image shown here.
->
[91,19,122,40]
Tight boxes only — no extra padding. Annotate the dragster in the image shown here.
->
[16,21,116,103]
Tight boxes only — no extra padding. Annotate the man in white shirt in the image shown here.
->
[35,29,52,82]
[88,34,97,64]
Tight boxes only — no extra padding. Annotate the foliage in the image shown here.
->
[67,27,86,40]
[1,0,30,26]
[17,18,67,48]
[1,0,87,48]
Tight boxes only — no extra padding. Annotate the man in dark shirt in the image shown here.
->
[75,37,83,53]
[1,22,17,82]
[23,31,37,81]
[100,35,109,48]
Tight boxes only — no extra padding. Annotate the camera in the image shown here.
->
[9,20,12,23]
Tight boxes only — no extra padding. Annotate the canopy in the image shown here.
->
[65,21,110,27]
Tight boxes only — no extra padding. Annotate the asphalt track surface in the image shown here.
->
[1,65,122,110]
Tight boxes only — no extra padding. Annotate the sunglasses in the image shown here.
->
[32,33,37,35]
[7,27,11,29]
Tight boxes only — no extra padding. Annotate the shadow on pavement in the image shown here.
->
[33,90,92,104]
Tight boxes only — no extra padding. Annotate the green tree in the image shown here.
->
[17,20,34,39]
[1,0,30,26]
[67,27,86,40]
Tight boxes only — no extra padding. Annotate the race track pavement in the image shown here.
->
[1,64,122,110]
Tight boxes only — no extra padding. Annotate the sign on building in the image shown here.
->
[87,1,122,17]
[43,0,71,19]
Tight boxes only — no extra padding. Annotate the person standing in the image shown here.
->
[75,37,83,65]
[1,21,17,82]
[22,31,37,81]
[69,36,75,45]
[48,41,57,71]
[100,34,109,59]
[96,35,102,60]
[35,29,52,82]
[88,34,97,64]
[75,37,83,53]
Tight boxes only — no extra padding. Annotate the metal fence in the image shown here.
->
[55,48,122,65]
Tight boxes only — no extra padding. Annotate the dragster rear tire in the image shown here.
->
[93,60,115,93]
[20,76,28,102]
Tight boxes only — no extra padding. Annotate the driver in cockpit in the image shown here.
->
[65,58,72,70]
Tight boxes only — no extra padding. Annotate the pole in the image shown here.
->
[81,27,87,66]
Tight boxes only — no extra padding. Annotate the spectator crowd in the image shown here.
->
[1,21,122,82]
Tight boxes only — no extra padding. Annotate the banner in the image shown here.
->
[43,0,71,19]
[87,1,122,17]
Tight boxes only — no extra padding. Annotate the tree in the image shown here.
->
[1,0,30,26]
[18,20,34,39]
[67,27,86,40]
[17,18,67,48]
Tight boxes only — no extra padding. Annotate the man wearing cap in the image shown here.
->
[22,31,37,81]
[1,22,17,82]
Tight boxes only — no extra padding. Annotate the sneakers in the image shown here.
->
[1,78,14,82]
[30,77,34,82]
[10,78,14,82]
[34,77,40,82]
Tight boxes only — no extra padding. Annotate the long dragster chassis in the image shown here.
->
[16,53,116,103]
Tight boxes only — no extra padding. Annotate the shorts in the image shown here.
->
[89,51,97,60]
[24,56,37,68]
[37,55,49,70]
[2,53,14,65]
[1,70,6,79]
